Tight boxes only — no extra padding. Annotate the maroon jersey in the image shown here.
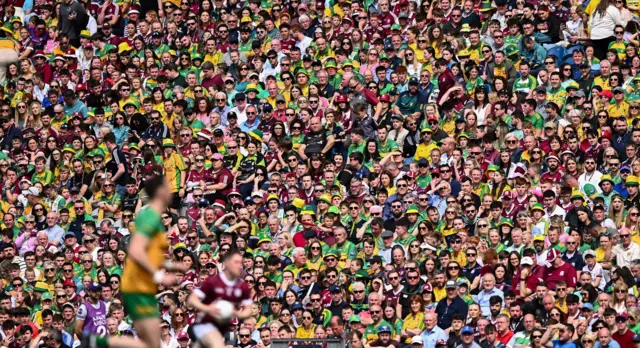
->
[211,167,234,196]
[540,169,564,183]
[186,168,214,189]
[193,273,252,327]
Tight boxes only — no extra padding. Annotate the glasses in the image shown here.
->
[466,252,477,257]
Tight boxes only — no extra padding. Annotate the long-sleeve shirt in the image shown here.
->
[589,6,625,40]
[420,327,448,348]
[57,1,89,41]
[16,233,37,254]
[475,287,504,317]
[43,225,66,246]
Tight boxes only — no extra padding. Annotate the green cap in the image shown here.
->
[354,269,369,279]
[565,81,579,91]
[504,45,518,57]
[530,203,544,212]
[349,315,361,323]
[324,252,338,260]
[499,219,514,227]
[258,237,271,245]
[301,205,316,216]
[406,204,420,214]
[571,189,585,201]
[34,282,49,292]
[325,60,337,69]
[628,94,640,103]
[249,129,263,143]
[486,164,500,172]
[62,144,75,154]
[420,125,433,134]
[42,292,53,301]
[327,206,340,215]
[391,24,402,30]
[600,174,614,186]
[584,183,598,199]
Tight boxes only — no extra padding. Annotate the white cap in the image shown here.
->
[411,336,424,344]
[520,256,534,266]
[22,187,40,196]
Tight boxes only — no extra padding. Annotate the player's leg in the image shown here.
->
[191,323,226,348]
[132,317,162,348]
[198,329,225,348]
[80,334,147,348]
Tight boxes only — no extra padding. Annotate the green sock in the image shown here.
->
[95,335,109,348]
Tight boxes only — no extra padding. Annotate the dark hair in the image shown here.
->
[145,175,165,199]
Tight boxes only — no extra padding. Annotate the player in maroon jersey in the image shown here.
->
[188,250,254,348]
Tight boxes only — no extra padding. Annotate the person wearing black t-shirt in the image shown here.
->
[69,158,93,200]
[103,132,129,196]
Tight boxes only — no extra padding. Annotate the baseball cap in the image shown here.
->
[583,250,596,259]
[381,230,394,238]
[461,326,474,335]
[369,205,383,214]
[411,337,424,345]
[582,303,594,311]
[520,256,534,266]
[546,249,560,262]
[445,280,457,289]
[377,325,392,333]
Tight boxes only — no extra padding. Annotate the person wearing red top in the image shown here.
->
[612,313,634,348]
[540,152,565,183]
[543,249,578,292]
[495,314,514,345]
[436,60,457,104]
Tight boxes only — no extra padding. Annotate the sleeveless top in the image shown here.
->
[82,300,107,336]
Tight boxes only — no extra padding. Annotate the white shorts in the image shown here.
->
[190,322,220,341]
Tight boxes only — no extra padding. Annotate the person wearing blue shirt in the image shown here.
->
[593,327,621,348]
[540,323,579,348]
[474,273,504,317]
[62,90,88,119]
[419,312,448,348]
[240,105,260,132]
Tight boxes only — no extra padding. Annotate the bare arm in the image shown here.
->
[321,135,335,155]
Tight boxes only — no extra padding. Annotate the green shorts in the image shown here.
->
[122,292,159,320]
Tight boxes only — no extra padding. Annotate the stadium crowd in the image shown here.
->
[0,0,639,345]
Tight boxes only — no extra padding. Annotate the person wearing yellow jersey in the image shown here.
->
[593,60,612,92]
[608,86,629,118]
[0,27,18,84]
[546,72,568,108]
[414,127,439,161]
[84,175,185,348]
[162,139,187,213]
[609,26,628,60]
